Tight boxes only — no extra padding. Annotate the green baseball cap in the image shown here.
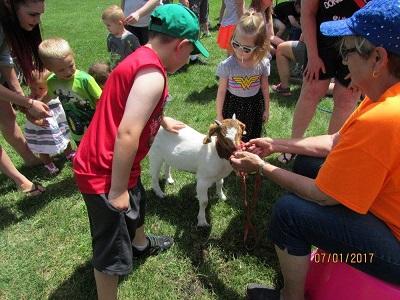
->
[149,4,209,58]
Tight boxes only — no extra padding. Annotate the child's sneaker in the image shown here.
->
[271,83,292,96]
[44,162,59,174]
[132,235,174,259]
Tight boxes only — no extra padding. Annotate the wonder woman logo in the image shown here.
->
[232,75,260,89]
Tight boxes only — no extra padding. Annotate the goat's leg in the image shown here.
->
[216,178,227,201]
[196,179,213,227]
[150,155,165,198]
[164,164,174,184]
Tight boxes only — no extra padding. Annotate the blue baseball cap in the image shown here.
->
[320,0,400,55]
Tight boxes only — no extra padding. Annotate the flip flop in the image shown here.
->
[22,182,45,197]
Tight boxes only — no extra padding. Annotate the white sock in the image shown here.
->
[132,239,149,250]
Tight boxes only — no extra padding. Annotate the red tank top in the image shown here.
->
[73,46,168,194]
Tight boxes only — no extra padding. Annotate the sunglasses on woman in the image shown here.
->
[231,40,258,54]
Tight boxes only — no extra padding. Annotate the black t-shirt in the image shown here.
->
[316,0,368,47]
[274,2,300,25]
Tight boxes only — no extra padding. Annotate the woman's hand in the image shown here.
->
[162,116,186,134]
[262,110,269,122]
[303,55,326,82]
[28,99,51,119]
[230,151,265,174]
[244,137,274,157]
[125,11,140,25]
[108,189,130,211]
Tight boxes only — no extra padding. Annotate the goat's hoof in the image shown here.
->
[219,194,227,201]
[166,177,174,184]
[153,189,165,198]
[197,220,210,227]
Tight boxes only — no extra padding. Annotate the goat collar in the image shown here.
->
[215,138,238,160]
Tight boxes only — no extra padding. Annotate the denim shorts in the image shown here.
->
[83,179,146,276]
[268,155,400,284]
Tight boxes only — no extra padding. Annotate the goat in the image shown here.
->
[149,117,246,226]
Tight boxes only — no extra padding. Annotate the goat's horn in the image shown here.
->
[232,113,236,120]
[214,120,222,126]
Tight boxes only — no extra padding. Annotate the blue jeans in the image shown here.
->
[268,155,400,284]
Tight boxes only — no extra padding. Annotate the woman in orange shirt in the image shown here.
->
[230,1,400,299]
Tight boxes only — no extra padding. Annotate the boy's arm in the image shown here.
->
[108,68,165,210]
[86,76,102,106]
[216,77,228,121]
[261,75,270,123]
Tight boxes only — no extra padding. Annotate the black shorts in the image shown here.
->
[304,40,350,86]
[83,179,146,276]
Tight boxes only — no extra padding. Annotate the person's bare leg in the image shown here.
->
[276,41,296,88]
[94,268,118,300]
[132,225,147,247]
[291,79,330,138]
[275,245,309,300]
[329,81,360,134]
[274,18,286,38]
[0,101,41,166]
[0,145,33,190]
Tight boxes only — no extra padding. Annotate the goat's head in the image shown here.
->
[203,115,246,159]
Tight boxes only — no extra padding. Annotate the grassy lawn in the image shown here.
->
[0,1,332,299]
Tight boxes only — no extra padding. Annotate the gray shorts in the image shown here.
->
[292,40,307,66]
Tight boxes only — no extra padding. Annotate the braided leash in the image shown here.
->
[236,142,262,250]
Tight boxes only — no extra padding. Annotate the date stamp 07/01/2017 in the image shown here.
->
[313,252,374,264]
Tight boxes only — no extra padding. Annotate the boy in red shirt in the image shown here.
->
[73,4,208,299]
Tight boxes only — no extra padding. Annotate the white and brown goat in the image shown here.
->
[149,117,246,226]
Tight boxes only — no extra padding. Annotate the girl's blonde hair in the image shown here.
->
[233,10,269,63]
[102,5,125,22]
[250,0,273,25]
[38,38,74,62]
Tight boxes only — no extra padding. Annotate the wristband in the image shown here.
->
[258,161,266,176]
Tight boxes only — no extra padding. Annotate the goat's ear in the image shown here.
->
[238,120,246,135]
[203,124,219,144]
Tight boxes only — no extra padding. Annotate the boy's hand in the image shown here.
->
[108,190,130,211]
[161,116,186,134]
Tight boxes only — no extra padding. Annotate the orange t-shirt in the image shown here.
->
[316,82,400,240]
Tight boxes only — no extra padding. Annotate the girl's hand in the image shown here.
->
[216,113,223,121]
[262,110,269,122]
[245,137,274,157]
[230,151,264,173]
[108,189,130,211]
[28,99,51,119]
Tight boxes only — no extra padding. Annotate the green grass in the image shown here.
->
[0,1,332,299]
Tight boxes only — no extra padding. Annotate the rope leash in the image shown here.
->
[237,142,262,250]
